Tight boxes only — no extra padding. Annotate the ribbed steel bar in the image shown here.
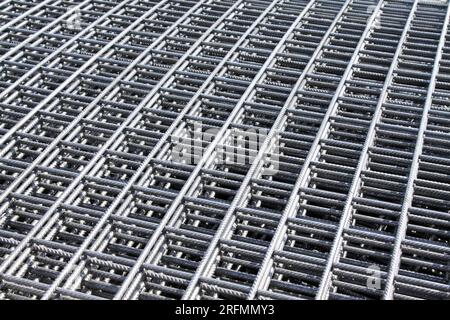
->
[383,0,450,300]
[72,0,310,300]
[315,0,420,300]
[0,0,182,144]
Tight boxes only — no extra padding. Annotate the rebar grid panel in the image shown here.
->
[384,2,450,300]
[42,0,318,300]
[0,3,276,300]
[317,1,450,300]
[314,0,450,300]
[54,0,311,300]
[248,0,416,300]
[0,0,449,300]
[0,0,141,100]
[183,0,383,300]
[115,0,347,300]
[0,0,79,33]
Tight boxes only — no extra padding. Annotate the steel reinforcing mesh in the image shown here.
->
[0,0,449,300]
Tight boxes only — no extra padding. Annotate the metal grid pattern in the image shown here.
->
[0,0,448,300]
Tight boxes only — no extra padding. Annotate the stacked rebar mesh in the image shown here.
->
[0,0,448,300]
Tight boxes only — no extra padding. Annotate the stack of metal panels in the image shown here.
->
[0,0,448,300]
